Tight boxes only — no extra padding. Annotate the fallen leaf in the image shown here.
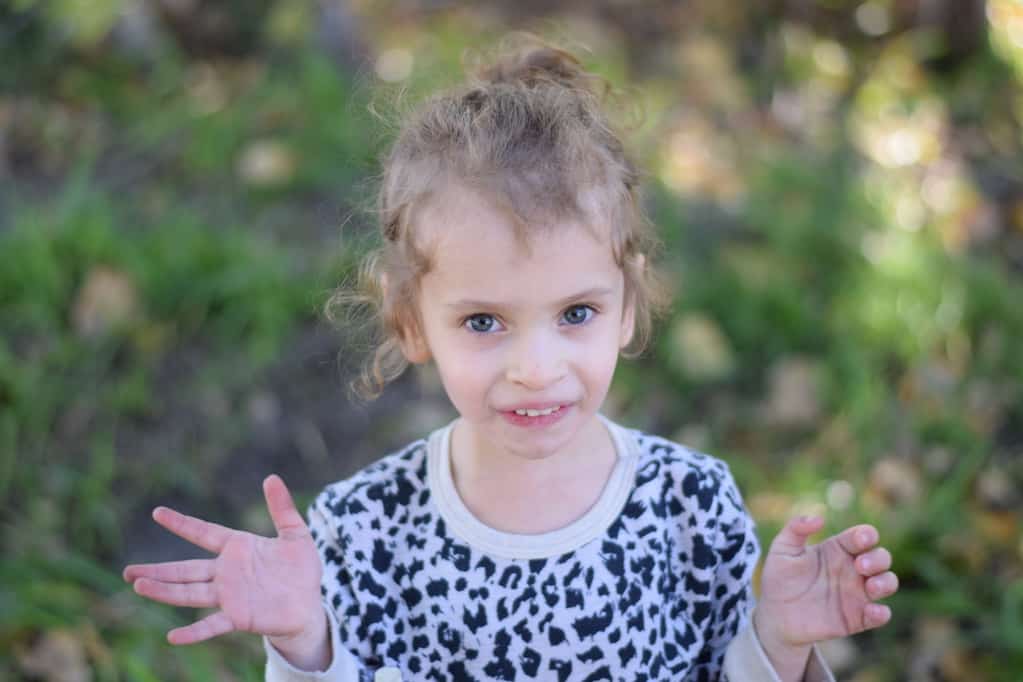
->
[71,266,140,338]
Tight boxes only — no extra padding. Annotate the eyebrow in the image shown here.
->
[445,286,615,311]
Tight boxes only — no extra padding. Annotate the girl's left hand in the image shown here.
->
[755,516,898,649]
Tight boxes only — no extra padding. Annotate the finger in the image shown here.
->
[835,524,878,555]
[123,559,215,584]
[263,474,309,539]
[854,547,892,576]
[168,611,235,645]
[152,507,233,554]
[133,577,218,609]
[769,515,826,555]
[862,602,891,630]
[865,571,899,600]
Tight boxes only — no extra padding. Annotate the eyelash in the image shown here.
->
[462,304,598,335]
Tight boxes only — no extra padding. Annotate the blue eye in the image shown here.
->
[465,314,499,333]
[563,305,595,325]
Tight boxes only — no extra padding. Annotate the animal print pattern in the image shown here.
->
[307,420,759,681]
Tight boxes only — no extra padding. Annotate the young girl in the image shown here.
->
[123,33,898,681]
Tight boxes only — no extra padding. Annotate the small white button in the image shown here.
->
[374,667,402,682]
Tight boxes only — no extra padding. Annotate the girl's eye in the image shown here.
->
[562,304,595,325]
[464,314,502,334]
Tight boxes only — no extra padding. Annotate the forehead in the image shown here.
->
[415,186,621,296]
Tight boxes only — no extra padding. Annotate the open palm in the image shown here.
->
[123,475,323,645]
[757,516,898,647]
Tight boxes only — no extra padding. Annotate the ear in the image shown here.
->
[399,322,432,364]
[382,272,432,364]
[619,254,643,348]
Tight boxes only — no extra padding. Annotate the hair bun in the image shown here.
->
[467,32,601,95]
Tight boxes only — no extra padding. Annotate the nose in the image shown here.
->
[504,326,567,390]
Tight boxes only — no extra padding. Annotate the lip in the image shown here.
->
[499,401,570,413]
[499,403,573,428]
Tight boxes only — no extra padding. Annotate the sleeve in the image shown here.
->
[723,611,836,682]
[690,463,761,679]
[263,493,368,682]
[264,603,363,681]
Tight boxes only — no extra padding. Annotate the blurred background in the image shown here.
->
[1,0,1022,680]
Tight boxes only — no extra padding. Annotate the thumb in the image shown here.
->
[263,474,308,539]
[769,515,825,555]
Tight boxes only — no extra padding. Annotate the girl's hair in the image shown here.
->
[327,31,671,401]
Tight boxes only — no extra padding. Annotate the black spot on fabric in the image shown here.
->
[566,588,584,608]
[499,565,523,589]
[402,587,422,607]
[442,540,471,572]
[366,472,416,517]
[600,541,624,577]
[573,604,613,638]
[549,658,573,682]
[371,539,393,573]
[622,498,646,519]
[426,578,448,597]
[541,574,559,607]
[685,571,711,596]
[528,558,547,573]
[412,634,428,649]
[437,622,460,654]
[577,645,603,662]
[455,577,467,591]
[635,459,660,487]
[720,527,746,562]
[678,620,697,649]
[563,561,582,586]
[464,603,487,633]
[497,597,509,621]
[521,647,541,676]
[548,625,566,646]
[511,586,537,616]
[582,667,612,681]
[358,572,387,598]
[476,555,497,581]
[630,555,654,585]
[483,656,515,681]
[513,618,532,643]
[386,639,407,658]
[619,641,637,667]
[409,655,421,673]
[448,661,475,682]
[692,533,715,570]
[682,470,717,511]
[409,614,426,628]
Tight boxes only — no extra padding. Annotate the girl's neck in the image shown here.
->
[448,415,618,534]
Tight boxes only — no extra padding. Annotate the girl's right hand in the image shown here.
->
[123,474,326,660]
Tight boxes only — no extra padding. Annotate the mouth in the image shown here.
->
[509,405,564,418]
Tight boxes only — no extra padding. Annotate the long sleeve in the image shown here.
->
[264,494,368,682]
[264,604,363,681]
[723,610,836,682]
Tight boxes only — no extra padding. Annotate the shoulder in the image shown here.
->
[623,426,750,527]
[311,436,431,526]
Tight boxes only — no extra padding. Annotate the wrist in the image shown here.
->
[753,608,812,682]
[268,608,330,671]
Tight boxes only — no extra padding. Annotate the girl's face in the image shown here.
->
[402,187,635,464]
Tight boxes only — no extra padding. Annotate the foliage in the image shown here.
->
[2,1,1021,680]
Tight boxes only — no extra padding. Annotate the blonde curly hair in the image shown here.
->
[327,31,670,401]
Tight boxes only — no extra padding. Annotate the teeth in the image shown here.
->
[514,406,560,417]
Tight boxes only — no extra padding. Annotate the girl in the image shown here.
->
[123,33,898,681]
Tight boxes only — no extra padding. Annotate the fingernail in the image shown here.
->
[861,558,871,571]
